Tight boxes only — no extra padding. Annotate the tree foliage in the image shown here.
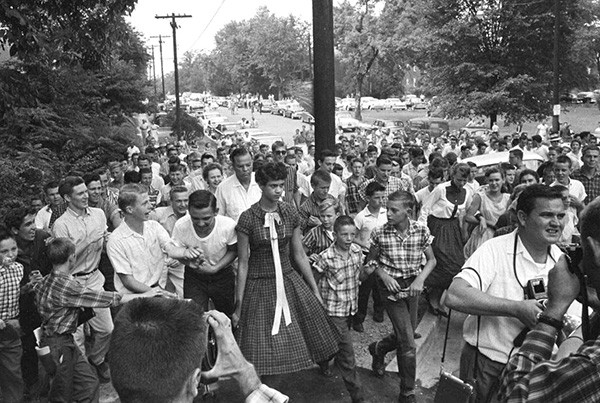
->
[0,0,150,209]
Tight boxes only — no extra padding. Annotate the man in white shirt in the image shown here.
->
[446,184,565,402]
[138,154,165,191]
[215,147,261,222]
[107,184,201,296]
[35,180,65,231]
[551,155,587,210]
[172,190,237,316]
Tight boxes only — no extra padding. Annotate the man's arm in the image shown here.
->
[196,244,237,275]
[498,256,589,403]
[446,278,543,329]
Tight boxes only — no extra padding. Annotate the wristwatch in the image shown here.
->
[536,312,564,331]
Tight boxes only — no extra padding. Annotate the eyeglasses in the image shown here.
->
[274,150,286,155]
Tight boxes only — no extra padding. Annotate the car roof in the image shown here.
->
[461,151,543,168]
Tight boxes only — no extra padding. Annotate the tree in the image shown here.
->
[334,0,382,121]
[413,0,595,125]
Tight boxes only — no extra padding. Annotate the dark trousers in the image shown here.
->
[375,277,417,397]
[353,272,384,324]
[330,316,364,402]
[98,252,115,292]
[43,334,99,403]
[459,343,504,403]
[19,308,41,389]
[0,337,24,402]
[184,266,235,316]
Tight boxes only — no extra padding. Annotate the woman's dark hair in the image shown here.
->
[202,163,223,182]
[255,162,288,186]
[518,169,539,184]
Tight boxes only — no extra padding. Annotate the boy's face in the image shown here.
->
[0,238,18,266]
[505,169,516,185]
[319,206,338,230]
[387,200,411,226]
[351,162,364,177]
[313,181,330,201]
[367,191,386,210]
[554,162,570,182]
[334,224,357,251]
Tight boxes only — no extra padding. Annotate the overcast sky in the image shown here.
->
[127,0,313,72]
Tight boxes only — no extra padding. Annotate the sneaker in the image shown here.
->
[368,342,385,377]
[373,312,385,323]
[353,322,364,333]
[92,361,111,383]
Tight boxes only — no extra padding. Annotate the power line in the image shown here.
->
[186,0,227,52]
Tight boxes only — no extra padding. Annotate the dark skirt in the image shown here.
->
[425,215,465,289]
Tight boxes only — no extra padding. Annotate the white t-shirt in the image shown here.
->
[551,179,587,202]
[171,215,237,267]
[454,231,562,363]
[354,207,387,252]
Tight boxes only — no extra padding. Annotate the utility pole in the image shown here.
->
[151,45,157,97]
[150,34,170,99]
[155,14,192,140]
[552,0,561,133]
[312,0,336,155]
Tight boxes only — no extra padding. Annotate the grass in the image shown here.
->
[359,103,600,135]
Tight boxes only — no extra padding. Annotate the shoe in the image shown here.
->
[413,332,422,339]
[92,361,111,383]
[368,342,385,377]
[398,394,416,403]
[353,322,364,332]
[373,312,384,323]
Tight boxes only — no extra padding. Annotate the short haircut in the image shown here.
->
[581,198,600,248]
[531,134,542,143]
[555,155,572,167]
[44,180,60,193]
[509,149,523,160]
[351,157,364,166]
[271,140,285,151]
[365,181,386,197]
[333,215,355,233]
[319,149,337,162]
[4,206,36,232]
[230,147,251,164]
[376,155,393,167]
[144,146,156,154]
[47,237,76,265]
[500,162,516,172]
[483,167,502,178]
[387,190,415,210]
[169,186,188,200]
[410,147,424,158]
[367,145,378,153]
[0,228,16,244]
[516,184,563,216]
[518,169,539,183]
[318,196,340,214]
[188,190,217,211]
[139,167,152,176]
[255,162,288,186]
[582,144,600,155]
[123,171,141,184]
[428,167,445,181]
[118,184,146,211]
[169,164,183,173]
[467,161,477,168]
[109,298,207,403]
[311,169,332,187]
[58,176,85,198]
[201,153,215,162]
[83,173,101,186]
[108,161,122,170]
[137,154,151,164]
[202,163,223,182]
[451,162,470,178]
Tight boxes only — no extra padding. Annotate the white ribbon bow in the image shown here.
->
[264,212,291,335]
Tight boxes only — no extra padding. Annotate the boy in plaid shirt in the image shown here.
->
[365,190,436,403]
[303,197,340,264]
[313,216,375,403]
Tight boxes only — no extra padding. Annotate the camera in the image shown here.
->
[564,243,583,275]
[525,277,547,301]
[202,324,218,371]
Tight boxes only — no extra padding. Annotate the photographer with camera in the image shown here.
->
[109,298,288,403]
[498,198,600,402]
[446,184,565,402]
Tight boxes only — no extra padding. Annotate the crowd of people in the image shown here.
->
[2,120,600,403]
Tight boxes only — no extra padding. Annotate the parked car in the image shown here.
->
[405,117,449,138]
[284,105,306,119]
[577,92,597,104]
[361,97,386,110]
[385,98,408,110]
[298,112,315,124]
[339,98,357,111]
[259,101,275,113]
[372,119,404,135]
[271,101,292,115]
[463,151,544,181]
[201,112,227,124]
[336,112,373,132]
